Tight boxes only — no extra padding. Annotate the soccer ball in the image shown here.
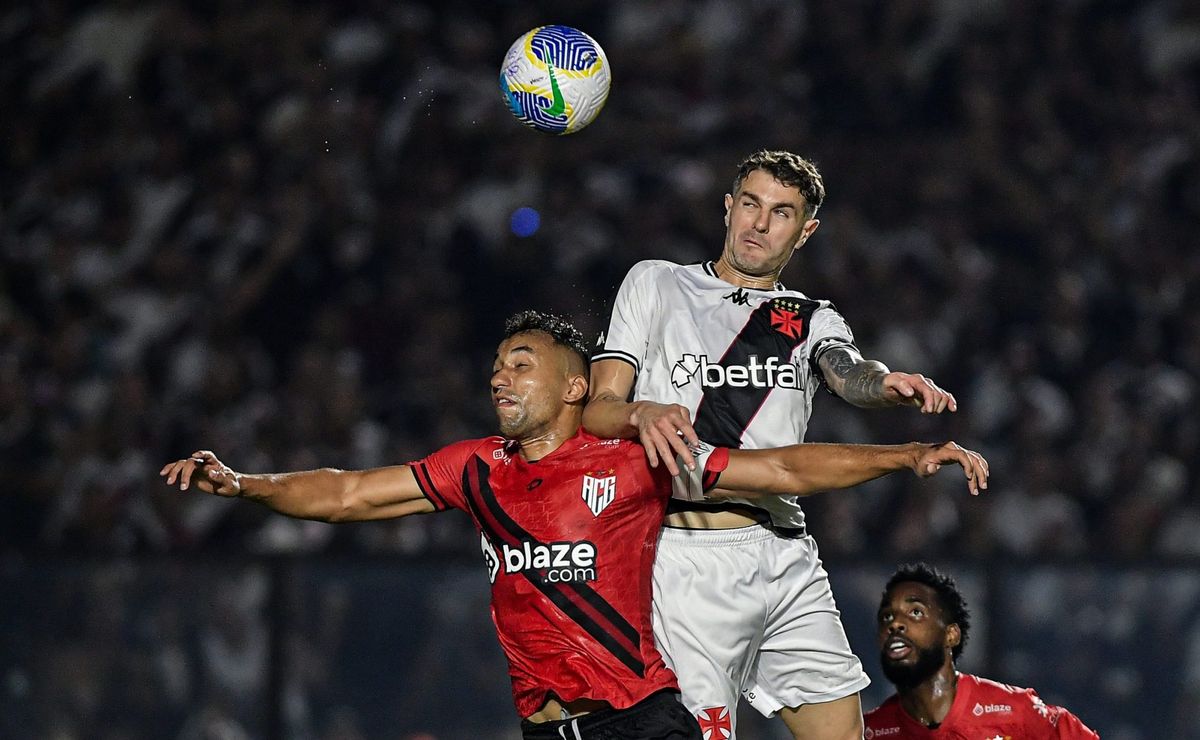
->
[499,25,611,135]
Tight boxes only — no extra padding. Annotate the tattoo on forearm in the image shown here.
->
[820,350,890,407]
[843,364,888,406]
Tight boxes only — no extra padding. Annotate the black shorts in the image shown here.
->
[520,690,702,740]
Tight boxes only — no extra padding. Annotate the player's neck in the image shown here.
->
[898,667,958,728]
[515,420,582,462]
[712,256,781,290]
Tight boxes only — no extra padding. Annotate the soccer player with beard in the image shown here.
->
[865,563,1098,738]
[161,312,988,740]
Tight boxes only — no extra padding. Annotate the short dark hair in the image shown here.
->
[503,311,590,371]
[732,150,825,219]
[885,563,972,661]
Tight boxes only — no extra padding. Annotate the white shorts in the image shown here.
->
[651,525,869,732]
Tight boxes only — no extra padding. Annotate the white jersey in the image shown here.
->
[594,259,858,528]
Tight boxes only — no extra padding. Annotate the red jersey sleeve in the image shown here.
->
[407,437,497,512]
[1022,689,1100,739]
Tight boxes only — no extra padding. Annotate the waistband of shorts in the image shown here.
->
[520,690,680,739]
[659,521,806,546]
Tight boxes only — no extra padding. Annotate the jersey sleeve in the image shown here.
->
[407,438,490,512]
[592,260,667,374]
[1022,690,1100,739]
[670,441,731,501]
[804,301,859,384]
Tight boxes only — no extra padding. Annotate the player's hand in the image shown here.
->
[912,441,989,495]
[882,372,957,414]
[160,450,243,497]
[629,401,699,476]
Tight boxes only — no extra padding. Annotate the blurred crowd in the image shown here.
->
[4,0,1198,560]
[3,1,1200,737]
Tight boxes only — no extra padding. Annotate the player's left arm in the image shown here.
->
[709,440,988,497]
[817,345,957,414]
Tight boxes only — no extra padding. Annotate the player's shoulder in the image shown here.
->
[622,258,692,281]
[962,673,1054,719]
[575,430,644,457]
[964,673,1035,699]
[863,693,905,729]
[426,435,512,463]
[770,284,837,309]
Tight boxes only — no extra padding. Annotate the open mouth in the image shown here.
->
[884,638,913,660]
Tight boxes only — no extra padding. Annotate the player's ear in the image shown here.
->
[563,373,588,404]
[794,218,819,250]
[723,193,732,226]
[945,623,961,651]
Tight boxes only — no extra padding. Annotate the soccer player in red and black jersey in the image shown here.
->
[865,563,1099,739]
[161,311,988,740]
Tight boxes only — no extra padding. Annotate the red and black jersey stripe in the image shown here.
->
[692,297,819,447]
[460,456,646,677]
[411,462,451,511]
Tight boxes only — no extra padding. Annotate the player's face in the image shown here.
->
[876,582,955,688]
[490,332,572,439]
[722,169,819,277]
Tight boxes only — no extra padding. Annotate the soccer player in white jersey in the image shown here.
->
[584,150,960,740]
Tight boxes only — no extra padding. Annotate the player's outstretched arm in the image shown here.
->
[159,450,435,522]
[715,441,988,497]
[818,347,957,414]
[585,358,699,475]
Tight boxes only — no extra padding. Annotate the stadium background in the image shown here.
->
[2,0,1198,737]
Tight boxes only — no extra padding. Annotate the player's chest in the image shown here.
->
[485,457,656,538]
[658,287,817,352]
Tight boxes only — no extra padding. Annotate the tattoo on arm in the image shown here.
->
[818,348,892,407]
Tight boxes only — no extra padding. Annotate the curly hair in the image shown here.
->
[885,563,972,661]
[732,149,825,219]
[502,311,590,371]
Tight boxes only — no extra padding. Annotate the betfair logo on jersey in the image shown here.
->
[671,353,802,390]
[479,534,598,584]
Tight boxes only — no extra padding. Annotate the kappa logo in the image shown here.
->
[670,353,802,390]
[973,702,1012,716]
[722,287,752,306]
[696,706,731,739]
[581,471,616,516]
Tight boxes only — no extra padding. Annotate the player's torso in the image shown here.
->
[461,434,674,712]
[474,436,667,589]
[634,261,824,451]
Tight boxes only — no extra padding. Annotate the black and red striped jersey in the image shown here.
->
[594,259,857,528]
[408,430,681,718]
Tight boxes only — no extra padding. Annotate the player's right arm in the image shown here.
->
[584,260,699,475]
[585,360,699,475]
[159,450,434,522]
[703,441,989,498]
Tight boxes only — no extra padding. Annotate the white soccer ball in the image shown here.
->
[499,25,611,135]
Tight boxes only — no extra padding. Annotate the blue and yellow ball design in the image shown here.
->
[499,25,611,135]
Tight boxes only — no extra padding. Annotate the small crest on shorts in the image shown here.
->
[697,706,731,739]
[581,471,616,516]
